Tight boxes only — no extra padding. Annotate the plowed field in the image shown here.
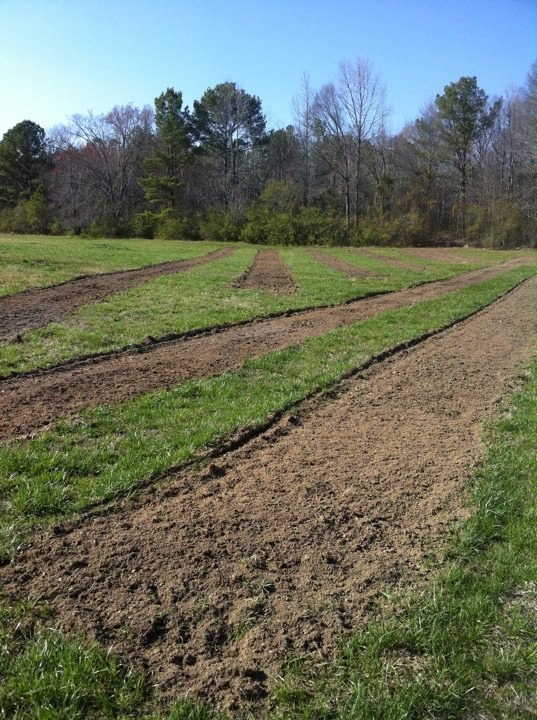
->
[0,258,527,441]
[0,247,235,340]
[2,246,537,712]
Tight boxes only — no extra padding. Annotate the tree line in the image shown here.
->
[0,57,536,247]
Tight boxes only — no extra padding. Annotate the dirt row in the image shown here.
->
[0,259,529,441]
[0,245,495,344]
[0,247,235,340]
[233,248,296,294]
[4,275,537,711]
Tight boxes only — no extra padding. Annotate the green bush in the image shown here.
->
[132,209,200,241]
[296,207,351,245]
[240,200,352,246]
[468,202,534,248]
[199,211,242,242]
[25,185,52,233]
[241,209,294,244]
[154,212,189,241]
[358,211,430,247]
[132,210,160,239]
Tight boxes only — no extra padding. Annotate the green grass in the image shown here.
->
[0,598,147,720]
[1,266,537,719]
[357,245,533,267]
[0,235,511,300]
[0,243,515,377]
[1,264,534,562]
[326,244,526,273]
[0,234,224,297]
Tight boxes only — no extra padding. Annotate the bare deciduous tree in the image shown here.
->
[312,58,387,224]
[338,58,386,224]
[52,105,153,233]
[293,73,315,206]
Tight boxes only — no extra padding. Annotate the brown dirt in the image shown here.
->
[233,249,295,294]
[0,247,235,341]
[3,276,537,711]
[0,259,529,442]
[309,248,376,277]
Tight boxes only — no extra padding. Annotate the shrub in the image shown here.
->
[154,212,189,241]
[0,186,54,234]
[358,212,429,247]
[468,202,534,248]
[199,211,243,242]
[132,210,159,239]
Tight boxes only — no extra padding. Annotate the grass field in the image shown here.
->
[3,360,537,719]
[0,235,223,296]
[0,238,499,377]
[1,235,537,719]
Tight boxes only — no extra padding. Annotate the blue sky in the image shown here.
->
[0,0,535,138]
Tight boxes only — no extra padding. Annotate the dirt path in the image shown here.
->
[0,247,235,341]
[309,248,375,277]
[0,259,529,441]
[233,248,295,293]
[4,275,537,711]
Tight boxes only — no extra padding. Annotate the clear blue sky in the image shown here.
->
[0,0,535,138]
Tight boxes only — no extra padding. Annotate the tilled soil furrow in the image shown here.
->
[233,248,296,294]
[0,247,235,340]
[4,276,537,711]
[0,259,529,441]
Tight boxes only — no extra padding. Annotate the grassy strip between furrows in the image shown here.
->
[0,235,226,297]
[321,245,531,271]
[0,234,516,298]
[0,244,502,377]
[1,267,537,719]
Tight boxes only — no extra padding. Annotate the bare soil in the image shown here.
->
[0,247,235,341]
[309,248,375,277]
[0,259,528,442]
[2,273,537,712]
[233,249,296,294]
